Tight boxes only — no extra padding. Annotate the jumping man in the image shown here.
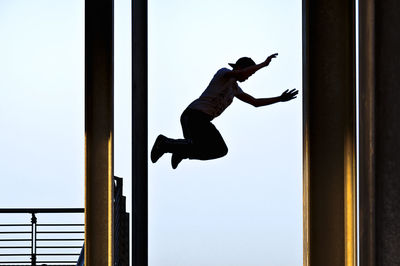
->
[151,53,298,169]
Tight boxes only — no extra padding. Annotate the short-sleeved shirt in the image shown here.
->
[187,68,243,119]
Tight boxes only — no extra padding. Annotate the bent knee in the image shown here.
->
[219,144,228,157]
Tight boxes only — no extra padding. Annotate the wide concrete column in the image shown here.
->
[359,0,400,265]
[303,0,356,265]
[132,0,148,265]
[85,0,114,265]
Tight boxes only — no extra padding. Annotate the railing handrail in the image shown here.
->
[0,209,84,265]
[0,208,84,214]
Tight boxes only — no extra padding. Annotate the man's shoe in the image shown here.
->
[171,153,184,169]
[151,135,167,163]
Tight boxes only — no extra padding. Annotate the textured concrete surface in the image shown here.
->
[303,0,355,265]
[85,0,114,265]
[360,0,400,265]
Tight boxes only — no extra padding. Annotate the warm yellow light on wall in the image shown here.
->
[303,127,310,266]
[344,134,357,266]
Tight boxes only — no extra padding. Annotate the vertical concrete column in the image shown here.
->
[85,0,114,265]
[303,0,356,265]
[132,0,148,265]
[359,0,400,265]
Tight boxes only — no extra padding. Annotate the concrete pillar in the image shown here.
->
[85,0,114,265]
[132,0,148,265]
[303,0,356,265]
[359,0,400,265]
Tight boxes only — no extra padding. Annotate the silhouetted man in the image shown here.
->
[151,53,298,169]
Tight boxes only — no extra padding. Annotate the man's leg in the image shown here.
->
[150,134,193,164]
[151,109,228,168]
[171,109,228,168]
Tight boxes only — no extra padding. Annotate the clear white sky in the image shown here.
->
[0,0,302,265]
[148,0,302,265]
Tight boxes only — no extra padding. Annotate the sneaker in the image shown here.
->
[151,135,167,163]
[171,153,184,169]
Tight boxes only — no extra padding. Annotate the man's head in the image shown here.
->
[228,57,256,70]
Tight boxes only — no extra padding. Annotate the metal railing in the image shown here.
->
[113,177,129,266]
[75,176,129,265]
[0,208,84,265]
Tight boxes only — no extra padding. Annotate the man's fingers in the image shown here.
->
[268,53,278,60]
[289,89,299,97]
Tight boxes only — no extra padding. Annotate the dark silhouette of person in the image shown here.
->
[151,53,298,169]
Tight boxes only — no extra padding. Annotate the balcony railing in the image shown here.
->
[0,177,129,265]
[0,208,84,265]
[75,176,130,266]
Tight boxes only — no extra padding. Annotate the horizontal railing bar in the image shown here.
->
[0,239,31,242]
[0,238,32,242]
[36,264,76,266]
[0,224,31,227]
[0,261,79,264]
[0,246,30,249]
[0,254,31,256]
[35,264,76,266]
[0,208,84,213]
[37,261,77,264]
[37,231,84,234]
[37,246,82,249]
[37,224,84,227]
[0,232,31,234]
[36,253,80,256]
[37,239,84,241]
[36,260,77,265]
[0,261,30,266]
[0,262,31,264]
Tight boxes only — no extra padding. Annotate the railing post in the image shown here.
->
[30,213,37,266]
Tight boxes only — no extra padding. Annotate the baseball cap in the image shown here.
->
[228,57,256,69]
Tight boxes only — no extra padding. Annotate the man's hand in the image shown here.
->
[280,89,298,102]
[227,53,278,81]
[264,53,278,66]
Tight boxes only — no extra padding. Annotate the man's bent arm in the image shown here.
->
[236,89,298,107]
[236,92,282,107]
[226,53,278,80]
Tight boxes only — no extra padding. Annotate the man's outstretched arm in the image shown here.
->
[236,89,298,107]
[226,53,278,80]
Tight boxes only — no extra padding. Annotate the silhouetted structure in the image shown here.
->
[113,177,130,266]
